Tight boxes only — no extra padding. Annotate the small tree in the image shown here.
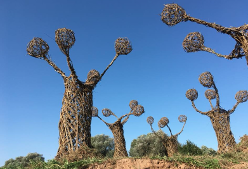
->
[91,134,114,158]
[129,130,168,157]
[27,28,132,160]
[186,71,248,153]
[147,115,187,157]
[92,100,145,158]
[178,140,203,156]
[160,3,248,65]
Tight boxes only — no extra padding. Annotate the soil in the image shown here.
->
[85,158,248,169]
[86,158,202,169]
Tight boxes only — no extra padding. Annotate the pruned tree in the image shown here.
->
[186,71,248,153]
[160,3,248,65]
[147,115,187,157]
[26,28,132,161]
[92,100,145,158]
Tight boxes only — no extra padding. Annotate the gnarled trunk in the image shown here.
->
[164,136,178,157]
[56,75,93,160]
[209,109,236,153]
[109,121,128,158]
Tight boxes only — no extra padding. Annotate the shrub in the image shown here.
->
[91,134,114,158]
[178,140,202,156]
[129,130,168,157]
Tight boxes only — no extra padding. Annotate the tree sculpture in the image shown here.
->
[26,28,132,160]
[147,115,187,157]
[92,100,145,158]
[160,3,248,65]
[186,71,248,153]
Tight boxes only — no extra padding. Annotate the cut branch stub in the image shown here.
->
[235,90,248,103]
[102,108,113,117]
[185,89,198,101]
[199,72,214,88]
[27,37,49,58]
[178,115,187,123]
[205,89,216,100]
[183,32,204,52]
[161,3,186,26]
[132,105,145,117]
[158,117,169,128]
[55,28,75,54]
[92,106,98,117]
[115,37,132,55]
[129,100,138,110]
[86,69,100,84]
[147,116,154,125]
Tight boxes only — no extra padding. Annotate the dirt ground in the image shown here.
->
[86,158,248,169]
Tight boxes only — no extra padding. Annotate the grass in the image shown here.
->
[1,151,246,169]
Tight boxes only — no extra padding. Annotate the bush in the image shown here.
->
[201,145,217,156]
[91,134,114,158]
[178,140,202,156]
[129,130,168,157]
[3,152,44,169]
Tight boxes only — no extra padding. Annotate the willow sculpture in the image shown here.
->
[147,115,187,157]
[186,72,248,153]
[27,28,132,161]
[161,3,248,65]
[92,100,145,158]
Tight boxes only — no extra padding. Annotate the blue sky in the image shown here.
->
[1,0,248,166]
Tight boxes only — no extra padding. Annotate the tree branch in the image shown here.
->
[228,101,240,115]
[174,121,186,137]
[44,56,66,79]
[191,101,208,115]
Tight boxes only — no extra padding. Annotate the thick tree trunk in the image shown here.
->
[56,75,93,160]
[164,136,178,157]
[209,109,236,153]
[109,121,128,158]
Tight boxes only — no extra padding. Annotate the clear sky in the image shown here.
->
[1,0,248,166]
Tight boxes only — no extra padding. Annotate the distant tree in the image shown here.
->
[129,130,168,157]
[186,72,248,153]
[178,140,202,156]
[201,146,217,156]
[92,100,145,158]
[3,153,44,168]
[161,3,248,65]
[147,115,187,157]
[91,134,114,158]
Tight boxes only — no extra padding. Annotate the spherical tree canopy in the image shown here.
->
[27,37,49,58]
[161,3,186,26]
[115,37,132,55]
[183,32,204,52]
[199,72,214,88]
[133,105,145,116]
[129,100,138,110]
[92,106,98,117]
[235,90,248,103]
[102,108,113,117]
[178,115,187,123]
[205,89,216,100]
[186,89,198,101]
[158,117,169,128]
[147,116,154,125]
[55,28,75,54]
[86,69,100,84]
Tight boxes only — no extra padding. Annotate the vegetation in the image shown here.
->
[91,134,114,158]
[178,140,203,156]
[129,130,168,157]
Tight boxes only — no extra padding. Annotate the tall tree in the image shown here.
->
[186,72,248,153]
[27,28,132,160]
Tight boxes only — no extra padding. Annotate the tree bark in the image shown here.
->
[109,121,128,158]
[209,109,236,153]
